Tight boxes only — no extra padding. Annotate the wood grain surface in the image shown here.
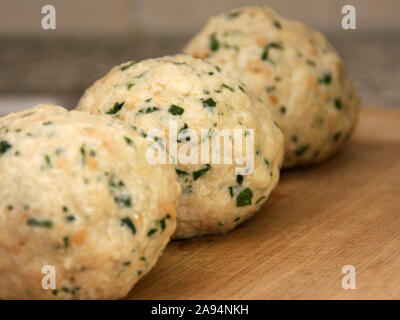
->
[128,107,400,300]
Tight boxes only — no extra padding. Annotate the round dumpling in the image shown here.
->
[77,54,284,239]
[184,6,360,168]
[0,104,180,299]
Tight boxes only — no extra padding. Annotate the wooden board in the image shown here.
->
[128,107,400,300]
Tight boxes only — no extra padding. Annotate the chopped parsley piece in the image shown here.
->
[228,186,234,198]
[333,131,342,141]
[261,42,283,62]
[264,159,270,167]
[147,228,157,237]
[158,214,171,232]
[66,215,75,222]
[106,102,125,114]
[6,205,13,211]
[318,72,332,85]
[114,195,132,208]
[236,188,253,207]
[176,168,189,176]
[138,106,160,114]
[202,98,216,108]
[280,106,286,114]
[42,121,52,126]
[80,145,86,166]
[63,237,69,248]
[121,217,136,235]
[334,98,343,110]
[126,83,134,90]
[124,136,134,145]
[295,145,310,156]
[273,20,282,29]
[0,141,12,155]
[209,33,220,51]
[44,154,52,168]
[236,174,243,185]
[266,86,276,93]
[120,61,136,71]
[221,84,234,92]
[193,164,211,180]
[306,60,316,67]
[234,217,241,222]
[227,11,241,19]
[168,105,184,115]
[62,206,68,212]
[27,218,53,228]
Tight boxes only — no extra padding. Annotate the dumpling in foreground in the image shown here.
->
[0,104,180,299]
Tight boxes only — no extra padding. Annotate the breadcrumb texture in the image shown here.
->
[0,104,180,299]
[77,54,284,238]
[184,6,360,168]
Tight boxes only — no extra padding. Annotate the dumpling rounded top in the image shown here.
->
[77,54,284,238]
[184,6,360,167]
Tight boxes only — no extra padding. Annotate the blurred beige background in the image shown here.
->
[0,0,399,114]
[1,0,399,35]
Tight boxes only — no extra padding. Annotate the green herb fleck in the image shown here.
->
[66,215,75,222]
[193,164,211,180]
[115,195,132,208]
[158,214,171,232]
[261,42,283,62]
[295,145,310,156]
[334,98,342,110]
[147,228,157,237]
[176,168,189,176]
[106,102,125,114]
[42,121,52,126]
[138,107,160,114]
[63,237,69,248]
[121,217,136,235]
[168,105,184,116]
[202,98,216,108]
[0,141,12,155]
[273,20,282,29]
[221,84,234,92]
[44,154,52,168]
[228,186,234,198]
[227,11,241,19]
[266,86,276,93]
[280,106,286,114]
[333,131,342,141]
[27,218,53,228]
[120,61,136,71]
[236,174,243,185]
[126,83,134,90]
[236,188,253,207]
[318,72,332,85]
[209,33,220,51]
[124,136,134,145]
